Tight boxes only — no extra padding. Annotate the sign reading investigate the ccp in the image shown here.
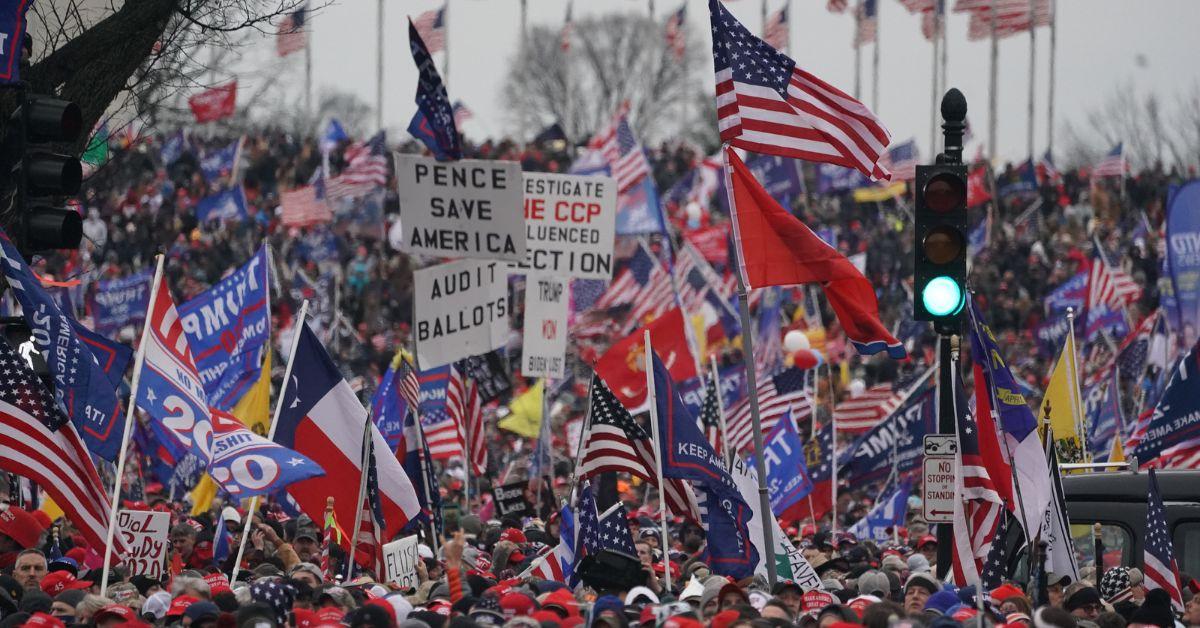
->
[395,154,526,262]
[515,172,617,280]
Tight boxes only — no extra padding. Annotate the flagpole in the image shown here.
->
[760,0,767,38]
[643,330,672,593]
[710,355,733,470]
[871,8,880,112]
[826,363,838,535]
[987,0,998,162]
[1065,307,1088,461]
[1025,0,1036,160]
[930,26,940,171]
[948,344,984,589]
[853,4,862,99]
[230,300,310,584]
[305,26,313,120]
[442,0,451,89]
[376,0,384,131]
[1046,0,1057,157]
[99,254,166,599]
[567,376,596,503]
[347,407,373,582]
[719,146,778,590]
[940,5,948,98]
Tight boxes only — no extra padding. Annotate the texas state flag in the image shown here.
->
[275,322,423,543]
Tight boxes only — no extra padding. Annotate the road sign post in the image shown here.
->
[923,434,958,524]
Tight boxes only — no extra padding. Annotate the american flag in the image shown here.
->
[1087,237,1142,312]
[584,243,673,337]
[1144,469,1185,610]
[763,5,789,51]
[420,369,463,460]
[591,107,652,193]
[576,376,699,521]
[452,101,473,127]
[855,0,878,47]
[979,513,1009,590]
[899,0,936,11]
[276,4,308,57]
[698,373,724,457]
[833,382,900,432]
[326,131,389,200]
[0,340,121,555]
[964,0,1051,40]
[280,185,331,227]
[665,4,687,60]
[710,0,892,181]
[950,384,1005,586]
[920,7,944,41]
[352,440,386,578]
[674,241,736,316]
[397,354,421,409]
[879,139,920,181]
[560,1,574,51]
[1116,312,1157,378]
[412,5,447,53]
[1093,143,1127,177]
[577,483,638,557]
[448,363,486,475]
[725,367,812,453]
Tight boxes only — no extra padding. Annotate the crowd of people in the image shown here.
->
[0,108,1192,628]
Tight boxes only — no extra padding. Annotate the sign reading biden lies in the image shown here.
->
[395,154,526,262]
[414,259,508,369]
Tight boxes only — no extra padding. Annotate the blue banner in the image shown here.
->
[1167,181,1200,348]
[763,408,814,517]
[177,247,270,409]
[719,154,804,212]
[1084,367,1122,461]
[199,140,238,182]
[195,186,248,223]
[998,160,1038,198]
[1045,272,1088,317]
[1034,316,1081,359]
[408,19,461,160]
[372,363,407,452]
[160,130,190,166]
[0,1,30,84]
[616,176,666,235]
[1134,339,1200,464]
[816,163,869,194]
[838,373,936,484]
[87,271,152,336]
[678,364,747,418]
[847,479,913,543]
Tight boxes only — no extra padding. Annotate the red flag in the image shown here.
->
[967,166,991,207]
[725,148,905,359]
[595,308,697,408]
[188,81,237,123]
[684,224,730,265]
[973,363,1014,509]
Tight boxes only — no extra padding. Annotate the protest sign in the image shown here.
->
[178,247,270,409]
[522,275,569,378]
[117,510,170,578]
[88,271,152,335]
[414,260,508,369]
[515,173,617,279]
[395,154,525,262]
[1167,181,1200,348]
[456,351,511,403]
[383,535,421,589]
[492,481,532,519]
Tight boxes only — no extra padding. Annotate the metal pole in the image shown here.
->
[1065,307,1088,460]
[987,0,998,162]
[1047,0,1057,157]
[100,255,166,598]
[761,0,767,37]
[305,36,313,120]
[872,11,880,112]
[934,335,954,581]
[346,411,373,581]
[1026,0,1036,160]
[940,7,948,97]
[711,355,734,471]
[442,0,450,89]
[930,29,940,160]
[719,146,778,590]
[649,0,655,18]
[827,363,838,535]
[376,0,383,130]
[854,6,862,99]
[644,331,672,593]
[230,301,311,584]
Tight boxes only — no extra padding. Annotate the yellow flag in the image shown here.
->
[690,314,708,359]
[1108,433,1126,463]
[499,380,544,438]
[1041,332,1085,462]
[190,474,218,516]
[852,182,907,203]
[231,352,272,436]
[40,497,64,522]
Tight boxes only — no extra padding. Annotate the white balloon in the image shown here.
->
[849,379,866,397]
[685,202,703,221]
[783,329,810,352]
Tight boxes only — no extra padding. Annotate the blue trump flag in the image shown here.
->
[408,18,461,160]
[195,185,248,223]
[1166,180,1200,344]
[320,117,349,153]
[1045,271,1088,317]
[1134,339,1200,465]
[837,369,937,484]
[847,479,913,542]
[718,154,805,213]
[1085,367,1123,461]
[0,1,30,84]
[815,163,869,194]
[616,176,666,235]
[408,110,454,162]
[371,362,407,452]
[87,270,152,336]
[0,230,125,460]
[73,321,133,388]
[178,247,270,409]
[160,129,191,166]
[762,406,814,517]
[199,139,239,182]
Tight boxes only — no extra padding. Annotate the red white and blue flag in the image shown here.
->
[879,139,920,181]
[591,105,652,193]
[411,5,446,53]
[1093,142,1127,177]
[275,322,423,544]
[1144,469,1185,610]
[665,4,687,59]
[950,382,1005,586]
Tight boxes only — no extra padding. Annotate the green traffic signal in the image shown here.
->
[921,276,965,317]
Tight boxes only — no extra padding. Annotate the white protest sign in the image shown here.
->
[522,275,570,378]
[117,510,171,579]
[395,153,526,262]
[383,535,421,589]
[515,173,618,279]
[414,259,509,369]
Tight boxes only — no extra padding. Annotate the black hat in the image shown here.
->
[1063,586,1102,612]
[1130,589,1177,628]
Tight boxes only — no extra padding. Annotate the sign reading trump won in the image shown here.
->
[515,172,618,279]
[414,260,508,369]
[395,154,525,262]
[522,275,569,378]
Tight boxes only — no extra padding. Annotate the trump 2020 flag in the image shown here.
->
[178,247,270,410]
[135,273,324,498]
[848,479,913,543]
[763,406,814,517]
[275,322,423,544]
[408,18,460,160]
[194,185,248,223]
[0,230,124,460]
[724,148,904,359]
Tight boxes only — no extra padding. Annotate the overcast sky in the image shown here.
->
[232,0,1199,165]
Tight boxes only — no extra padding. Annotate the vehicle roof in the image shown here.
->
[1061,469,1200,502]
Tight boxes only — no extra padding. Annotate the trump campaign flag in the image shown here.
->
[848,479,912,543]
[762,406,814,517]
[134,270,324,498]
[194,185,248,223]
[1134,339,1200,468]
[724,148,904,359]
[87,270,152,336]
[188,81,237,123]
[178,247,270,410]
[0,230,125,460]
[409,18,460,160]
[275,322,423,543]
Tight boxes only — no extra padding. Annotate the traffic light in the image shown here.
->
[913,163,967,331]
[6,93,84,255]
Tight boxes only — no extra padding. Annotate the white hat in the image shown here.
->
[679,576,706,602]
[221,506,241,524]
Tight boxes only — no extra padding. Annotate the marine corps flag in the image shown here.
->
[594,307,698,409]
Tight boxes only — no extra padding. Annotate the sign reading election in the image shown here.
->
[414,259,509,369]
[178,247,271,410]
[395,154,526,262]
[516,173,618,279]
[522,275,569,378]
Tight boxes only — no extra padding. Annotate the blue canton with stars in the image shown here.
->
[1145,469,1182,603]
[575,482,637,559]
[709,0,796,99]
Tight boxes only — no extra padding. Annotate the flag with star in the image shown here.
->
[980,514,1008,590]
[1144,469,1185,610]
[575,482,638,561]
[698,372,725,458]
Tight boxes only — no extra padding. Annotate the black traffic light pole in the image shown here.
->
[934,89,967,581]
